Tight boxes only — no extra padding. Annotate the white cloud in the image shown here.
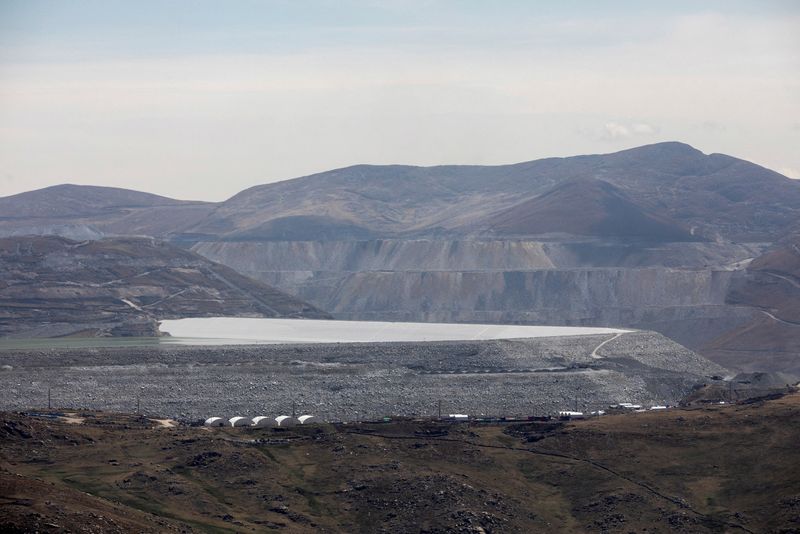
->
[604,122,631,139]
[631,123,656,135]
[577,121,659,142]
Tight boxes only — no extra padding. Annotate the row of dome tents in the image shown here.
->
[204,415,316,427]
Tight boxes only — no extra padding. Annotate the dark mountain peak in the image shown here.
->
[486,177,700,242]
[600,141,716,175]
[541,176,620,196]
[616,141,703,156]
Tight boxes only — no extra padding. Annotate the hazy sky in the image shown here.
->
[1,1,798,201]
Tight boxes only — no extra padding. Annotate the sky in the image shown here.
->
[0,0,798,201]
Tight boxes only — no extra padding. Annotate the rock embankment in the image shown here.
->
[0,331,725,421]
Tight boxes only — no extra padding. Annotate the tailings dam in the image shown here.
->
[0,320,725,421]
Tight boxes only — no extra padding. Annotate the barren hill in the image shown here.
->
[188,142,800,242]
[0,184,217,240]
[0,236,328,338]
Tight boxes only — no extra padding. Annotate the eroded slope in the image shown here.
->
[0,236,328,338]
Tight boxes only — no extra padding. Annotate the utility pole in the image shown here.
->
[292,399,296,418]
[137,386,145,415]
[48,387,51,410]
[438,399,442,419]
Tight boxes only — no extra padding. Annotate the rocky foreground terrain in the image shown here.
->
[0,236,328,338]
[0,331,725,421]
[2,392,799,533]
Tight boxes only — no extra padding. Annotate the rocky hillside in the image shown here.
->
[187,141,800,242]
[0,236,328,338]
[703,235,800,374]
[2,393,800,532]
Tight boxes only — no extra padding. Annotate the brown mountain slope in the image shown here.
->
[703,235,800,373]
[0,184,217,239]
[2,393,800,532]
[0,184,186,217]
[485,178,699,241]
[187,142,800,242]
[0,236,329,338]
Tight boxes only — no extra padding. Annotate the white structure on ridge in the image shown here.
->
[229,416,252,427]
[251,416,272,427]
[204,416,225,427]
[275,415,297,427]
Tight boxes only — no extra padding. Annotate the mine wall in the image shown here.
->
[192,239,761,271]
[191,239,757,357]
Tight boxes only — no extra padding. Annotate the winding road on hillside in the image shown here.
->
[591,332,625,359]
[759,309,800,327]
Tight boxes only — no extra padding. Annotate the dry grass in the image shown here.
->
[2,395,800,532]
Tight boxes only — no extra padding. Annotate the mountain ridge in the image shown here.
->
[2,142,798,243]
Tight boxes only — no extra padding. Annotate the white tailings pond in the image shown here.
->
[158,318,630,344]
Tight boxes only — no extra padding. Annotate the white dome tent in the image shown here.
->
[251,416,272,427]
[228,416,252,427]
[297,415,316,425]
[204,417,225,427]
[274,415,297,427]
